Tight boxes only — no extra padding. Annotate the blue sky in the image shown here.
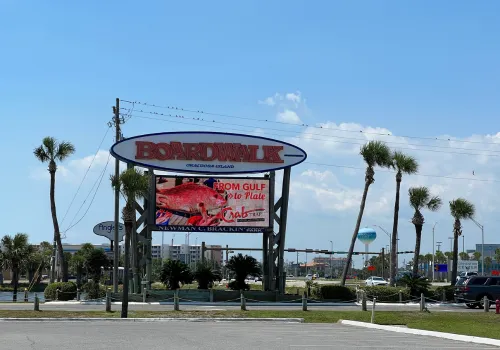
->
[1,1,500,268]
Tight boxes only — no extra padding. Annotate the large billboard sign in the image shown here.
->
[155,175,270,233]
[110,131,307,174]
[93,221,125,241]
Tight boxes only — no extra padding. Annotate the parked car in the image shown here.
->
[456,271,478,282]
[454,275,500,308]
[365,276,388,286]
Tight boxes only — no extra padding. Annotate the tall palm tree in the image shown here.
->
[449,198,475,284]
[408,186,442,276]
[111,167,149,318]
[0,233,34,302]
[341,141,392,286]
[34,137,75,283]
[472,251,481,261]
[389,151,418,286]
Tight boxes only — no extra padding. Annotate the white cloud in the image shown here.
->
[285,91,301,107]
[277,110,302,124]
[258,93,284,106]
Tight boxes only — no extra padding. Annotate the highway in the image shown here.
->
[1,320,496,349]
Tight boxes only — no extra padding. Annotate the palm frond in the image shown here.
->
[33,146,50,163]
[449,198,475,220]
[42,137,56,157]
[55,141,75,161]
[408,186,429,210]
[113,168,150,201]
[392,151,419,174]
[359,141,392,168]
[426,196,442,212]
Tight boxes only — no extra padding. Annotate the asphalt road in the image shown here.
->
[0,302,485,313]
[1,321,496,349]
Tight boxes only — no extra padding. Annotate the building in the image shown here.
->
[473,244,500,260]
[297,256,348,277]
[149,244,223,266]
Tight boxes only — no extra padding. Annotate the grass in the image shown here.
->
[1,310,499,339]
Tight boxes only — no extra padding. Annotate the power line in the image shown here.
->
[128,113,500,158]
[120,99,500,146]
[60,126,111,226]
[126,113,500,183]
[61,153,112,233]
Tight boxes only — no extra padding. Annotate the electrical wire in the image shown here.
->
[125,113,500,183]
[61,153,112,233]
[128,113,500,158]
[119,99,500,146]
[60,126,111,226]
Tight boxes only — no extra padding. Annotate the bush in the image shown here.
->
[228,280,249,291]
[44,282,77,301]
[432,286,455,301]
[362,286,410,302]
[313,285,356,301]
[83,281,106,300]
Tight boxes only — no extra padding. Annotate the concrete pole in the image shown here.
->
[113,97,121,293]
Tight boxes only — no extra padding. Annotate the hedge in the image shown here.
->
[83,281,107,300]
[44,282,77,301]
[431,285,455,301]
[362,286,411,302]
[313,285,356,301]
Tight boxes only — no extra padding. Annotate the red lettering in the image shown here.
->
[184,143,202,160]
[170,142,186,160]
[263,146,284,163]
[135,141,157,159]
[154,143,172,160]
[199,143,217,161]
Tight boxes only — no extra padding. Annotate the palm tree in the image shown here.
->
[472,252,481,261]
[389,152,418,286]
[34,137,75,283]
[111,167,149,318]
[226,254,261,290]
[341,141,392,286]
[485,256,493,272]
[160,260,194,290]
[193,261,222,289]
[399,273,431,296]
[459,252,470,261]
[449,198,475,284]
[435,251,446,264]
[408,186,442,277]
[0,233,34,302]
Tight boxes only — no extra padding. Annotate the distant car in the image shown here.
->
[305,274,314,281]
[254,276,262,282]
[456,271,478,282]
[365,276,388,286]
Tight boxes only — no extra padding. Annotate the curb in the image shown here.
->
[0,317,304,323]
[340,320,500,347]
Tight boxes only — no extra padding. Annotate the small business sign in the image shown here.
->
[110,131,307,174]
[93,221,125,242]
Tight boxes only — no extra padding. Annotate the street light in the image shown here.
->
[373,225,392,280]
[329,240,333,277]
[471,218,485,276]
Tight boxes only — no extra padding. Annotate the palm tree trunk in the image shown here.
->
[390,174,402,286]
[12,268,18,302]
[49,166,67,282]
[121,204,134,318]
[341,174,372,286]
[412,225,423,275]
[451,220,460,285]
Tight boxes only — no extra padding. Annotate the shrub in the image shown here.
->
[228,280,249,291]
[432,286,455,301]
[362,286,410,302]
[44,282,77,301]
[83,281,106,300]
[314,285,356,301]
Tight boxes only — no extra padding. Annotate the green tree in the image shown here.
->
[472,251,482,261]
[485,256,493,270]
[407,186,441,278]
[111,168,149,318]
[341,141,392,286]
[449,198,475,284]
[34,137,75,283]
[84,248,110,283]
[151,259,163,283]
[226,254,261,290]
[389,152,419,285]
[0,233,34,302]
[435,251,446,264]
[399,274,431,296]
[495,249,500,263]
[26,241,52,284]
[70,252,85,287]
[459,252,470,261]
[193,261,222,289]
[160,260,193,290]
[444,251,453,261]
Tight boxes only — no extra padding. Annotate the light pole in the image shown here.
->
[329,240,333,278]
[471,218,485,276]
[432,222,437,281]
[462,235,465,253]
[373,225,391,280]
[448,237,453,253]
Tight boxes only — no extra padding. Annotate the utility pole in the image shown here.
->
[432,222,437,281]
[112,98,122,293]
[329,240,333,278]
[381,248,385,279]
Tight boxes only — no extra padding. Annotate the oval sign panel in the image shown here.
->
[93,221,125,242]
[110,131,307,174]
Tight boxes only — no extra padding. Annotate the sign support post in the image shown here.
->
[112,98,121,293]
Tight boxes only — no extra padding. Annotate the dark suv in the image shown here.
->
[454,276,500,308]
